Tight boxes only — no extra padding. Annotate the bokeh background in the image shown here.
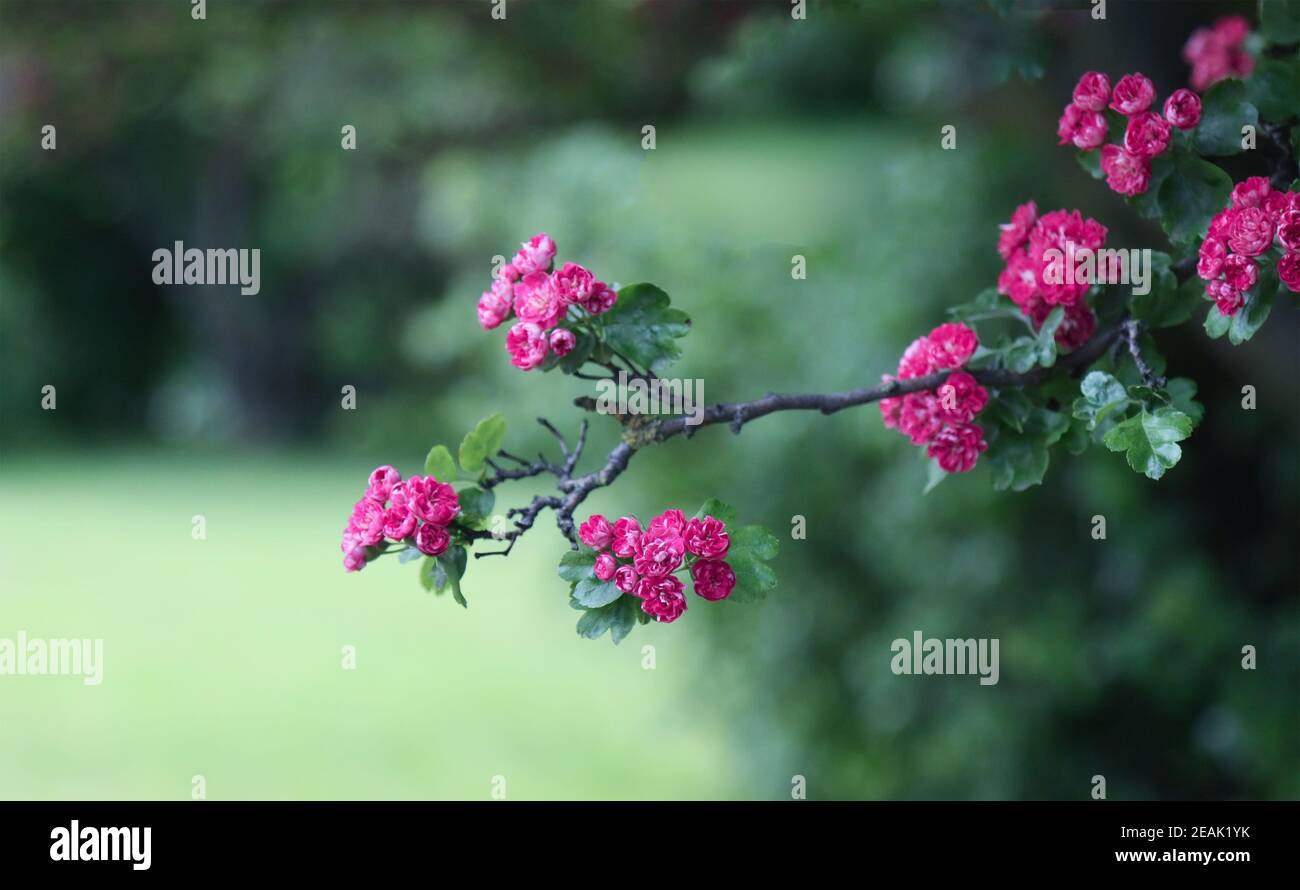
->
[2,0,1296,799]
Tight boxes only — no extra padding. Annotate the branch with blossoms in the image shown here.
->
[337,7,1300,643]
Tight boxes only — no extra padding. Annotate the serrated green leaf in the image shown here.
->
[727,552,778,603]
[576,597,637,643]
[1165,377,1204,427]
[424,444,457,482]
[923,460,947,494]
[458,414,507,474]
[1227,277,1276,345]
[1073,371,1131,431]
[1076,150,1104,180]
[559,331,595,374]
[988,388,1033,434]
[572,575,622,608]
[1005,336,1039,373]
[985,433,1050,492]
[1246,57,1300,120]
[1036,306,1064,367]
[1204,303,1231,339]
[457,487,495,528]
[1194,80,1258,157]
[437,546,468,607]
[1260,0,1300,44]
[599,283,691,374]
[729,524,779,561]
[1159,154,1233,245]
[1129,251,1195,328]
[692,497,737,527]
[419,556,447,593]
[557,549,597,584]
[397,545,422,564]
[1103,406,1193,480]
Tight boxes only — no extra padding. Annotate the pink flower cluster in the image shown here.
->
[1198,178,1300,313]
[577,509,735,624]
[996,202,1103,351]
[340,466,461,572]
[1059,71,1202,197]
[476,232,618,371]
[1183,16,1254,92]
[879,322,988,474]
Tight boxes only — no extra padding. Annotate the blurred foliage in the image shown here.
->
[1,0,1295,799]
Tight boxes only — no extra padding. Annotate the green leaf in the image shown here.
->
[558,331,595,374]
[923,460,947,494]
[1227,276,1277,345]
[692,497,737,527]
[437,546,469,607]
[1158,154,1233,245]
[557,548,597,583]
[424,444,457,482]
[576,597,637,644]
[1165,377,1204,427]
[988,388,1033,433]
[1203,303,1231,339]
[1076,150,1104,180]
[725,524,780,603]
[457,487,495,528]
[1073,371,1131,431]
[572,575,622,609]
[1246,57,1300,120]
[1129,252,1196,328]
[1063,417,1090,455]
[458,414,507,474]
[1035,306,1064,367]
[1260,0,1300,44]
[599,283,691,374]
[985,433,1049,492]
[397,545,422,564]
[1193,80,1258,157]
[1004,336,1039,373]
[419,556,447,593]
[1126,153,1175,221]
[1103,406,1193,480]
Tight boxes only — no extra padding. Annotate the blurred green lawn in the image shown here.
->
[0,451,739,799]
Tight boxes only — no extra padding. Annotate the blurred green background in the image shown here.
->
[1,0,1296,800]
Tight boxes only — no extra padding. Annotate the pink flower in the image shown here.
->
[1197,237,1227,280]
[1221,254,1259,293]
[579,514,613,549]
[512,271,564,329]
[997,201,1038,260]
[647,509,686,539]
[925,323,978,370]
[407,477,459,525]
[610,516,642,558]
[1184,16,1253,92]
[633,532,685,579]
[367,465,401,503]
[683,516,730,559]
[1057,104,1108,151]
[549,328,577,357]
[512,232,557,276]
[343,544,367,573]
[998,247,1041,309]
[1206,279,1244,316]
[691,559,736,601]
[497,261,521,284]
[1100,144,1151,197]
[879,377,903,431]
[926,423,987,474]
[349,497,385,546]
[897,336,935,379]
[1029,209,1107,306]
[594,551,617,582]
[1163,88,1201,130]
[1054,303,1096,352]
[1123,111,1171,158]
[415,522,450,557]
[383,504,417,542]
[477,288,513,330]
[504,321,550,371]
[1277,252,1300,293]
[639,576,687,623]
[1071,71,1110,112]
[614,564,639,594]
[1109,73,1155,115]
[1227,207,1274,257]
[1231,176,1272,210]
[579,281,618,315]
[552,262,594,306]
[1278,211,1300,252]
[935,372,988,424]
[1208,207,1238,241]
[897,392,944,446]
